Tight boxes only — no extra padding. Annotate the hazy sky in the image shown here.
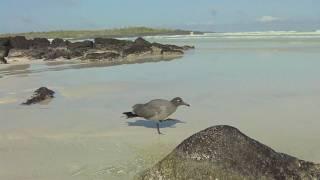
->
[0,0,319,33]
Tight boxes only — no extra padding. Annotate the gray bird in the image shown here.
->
[123,97,190,134]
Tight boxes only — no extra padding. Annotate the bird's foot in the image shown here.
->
[156,123,164,135]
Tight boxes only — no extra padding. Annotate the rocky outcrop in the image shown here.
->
[9,36,31,49]
[67,40,94,50]
[0,38,10,63]
[51,38,68,47]
[22,87,55,105]
[7,36,49,49]
[44,48,71,60]
[122,44,152,57]
[0,37,9,45]
[134,37,152,47]
[121,37,153,57]
[30,38,50,48]
[85,52,120,61]
[94,38,133,51]
[137,125,320,180]
[182,45,195,50]
[0,36,194,64]
[0,46,9,64]
[151,43,187,55]
[7,49,31,59]
[7,48,49,61]
[64,40,95,59]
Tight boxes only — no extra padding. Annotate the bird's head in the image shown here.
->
[171,97,190,107]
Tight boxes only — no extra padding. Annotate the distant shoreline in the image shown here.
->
[0,27,204,40]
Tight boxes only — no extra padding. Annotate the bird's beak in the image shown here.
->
[183,102,190,107]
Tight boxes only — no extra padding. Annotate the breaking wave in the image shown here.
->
[144,30,320,40]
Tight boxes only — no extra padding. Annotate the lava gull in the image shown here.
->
[123,97,190,134]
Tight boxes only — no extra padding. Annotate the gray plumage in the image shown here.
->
[123,97,190,134]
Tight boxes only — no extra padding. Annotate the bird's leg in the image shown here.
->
[156,122,161,134]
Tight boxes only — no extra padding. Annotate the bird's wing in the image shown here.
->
[133,104,157,119]
[132,99,173,119]
[132,104,143,109]
[147,99,172,112]
[147,99,171,107]
[143,100,172,118]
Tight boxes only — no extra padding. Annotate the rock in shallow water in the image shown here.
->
[94,38,133,51]
[9,36,31,49]
[0,45,9,63]
[51,38,68,47]
[22,87,55,105]
[85,52,120,61]
[136,125,320,180]
[1,36,194,63]
[43,48,71,60]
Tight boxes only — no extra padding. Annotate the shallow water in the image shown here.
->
[1,34,320,179]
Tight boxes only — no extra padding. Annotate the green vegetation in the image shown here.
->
[0,27,198,39]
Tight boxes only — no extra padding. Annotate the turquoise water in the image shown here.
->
[0,34,320,179]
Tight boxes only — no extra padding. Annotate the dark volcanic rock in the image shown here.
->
[69,49,85,58]
[0,38,10,63]
[67,40,94,50]
[137,125,320,180]
[51,38,67,47]
[0,37,10,46]
[151,42,184,55]
[0,46,9,63]
[122,44,152,57]
[2,36,194,63]
[182,45,195,50]
[0,57,7,64]
[94,38,133,51]
[30,38,50,48]
[9,36,50,49]
[7,48,51,60]
[152,42,182,51]
[66,41,94,58]
[6,48,50,60]
[28,48,48,59]
[152,43,194,52]
[161,49,184,56]
[1,37,50,60]
[85,52,120,61]
[44,48,71,60]
[134,37,152,47]
[22,87,55,105]
[120,37,154,57]
[9,36,31,49]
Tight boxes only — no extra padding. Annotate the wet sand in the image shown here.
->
[1,37,320,179]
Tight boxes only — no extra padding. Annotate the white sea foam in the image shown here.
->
[145,31,320,40]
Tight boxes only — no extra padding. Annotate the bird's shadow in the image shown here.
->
[127,119,185,128]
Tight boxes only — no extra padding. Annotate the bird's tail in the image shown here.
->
[123,112,138,118]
